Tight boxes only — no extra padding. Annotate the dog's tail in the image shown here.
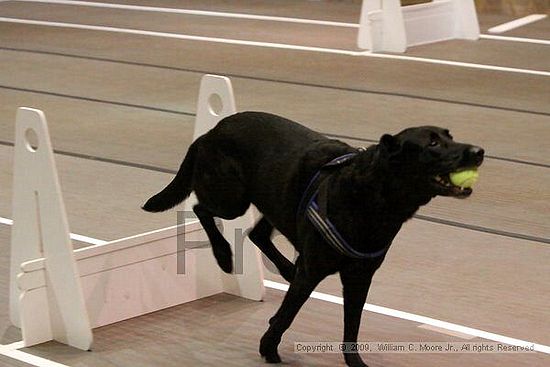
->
[142,141,198,213]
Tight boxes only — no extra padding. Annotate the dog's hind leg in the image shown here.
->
[249,217,295,282]
[193,203,233,273]
[259,261,325,363]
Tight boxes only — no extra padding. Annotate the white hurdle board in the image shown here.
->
[358,0,480,52]
[10,74,264,350]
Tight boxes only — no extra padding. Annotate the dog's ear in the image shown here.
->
[380,134,401,155]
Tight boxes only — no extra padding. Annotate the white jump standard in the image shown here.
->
[9,75,264,350]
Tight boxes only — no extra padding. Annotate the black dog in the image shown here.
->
[143,112,484,367]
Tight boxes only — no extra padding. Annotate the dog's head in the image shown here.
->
[379,126,484,198]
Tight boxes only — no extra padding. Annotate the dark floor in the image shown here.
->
[0,1,548,366]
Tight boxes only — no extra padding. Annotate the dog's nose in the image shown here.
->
[468,146,484,165]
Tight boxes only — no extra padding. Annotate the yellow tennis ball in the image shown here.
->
[449,169,479,188]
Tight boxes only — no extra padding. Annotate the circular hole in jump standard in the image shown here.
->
[25,128,39,152]
[208,93,223,116]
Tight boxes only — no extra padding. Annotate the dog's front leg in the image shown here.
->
[260,264,324,363]
[340,266,374,367]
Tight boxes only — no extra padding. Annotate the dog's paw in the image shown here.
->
[211,241,233,273]
[260,335,282,364]
[344,353,368,367]
[260,346,281,364]
[214,252,233,273]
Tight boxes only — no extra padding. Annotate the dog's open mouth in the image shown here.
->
[432,173,473,198]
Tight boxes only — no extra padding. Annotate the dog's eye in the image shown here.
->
[429,140,439,147]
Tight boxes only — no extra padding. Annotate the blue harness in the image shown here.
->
[298,152,390,259]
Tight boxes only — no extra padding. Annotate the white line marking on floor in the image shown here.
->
[0,346,71,367]
[263,280,550,354]
[363,51,550,76]
[69,233,107,245]
[480,34,550,46]
[0,17,364,56]
[0,217,13,225]
[0,341,71,367]
[2,218,549,355]
[0,17,549,77]
[11,0,355,28]
[488,14,548,34]
[418,324,476,340]
[8,0,550,46]
[0,216,107,245]
[2,341,25,350]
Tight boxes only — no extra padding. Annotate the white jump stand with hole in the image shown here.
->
[358,0,480,52]
[10,74,264,350]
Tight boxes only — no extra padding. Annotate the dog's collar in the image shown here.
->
[298,151,390,259]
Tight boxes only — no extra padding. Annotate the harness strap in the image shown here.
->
[298,151,390,259]
[297,152,357,215]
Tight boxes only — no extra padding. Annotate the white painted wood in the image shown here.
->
[18,223,223,328]
[381,0,407,52]
[358,0,479,52]
[11,108,93,350]
[79,230,223,328]
[451,0,480,40]
[403,0,455,47]
[194,74,237,139]
[20,222,203,273]
[357,0,381,51]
